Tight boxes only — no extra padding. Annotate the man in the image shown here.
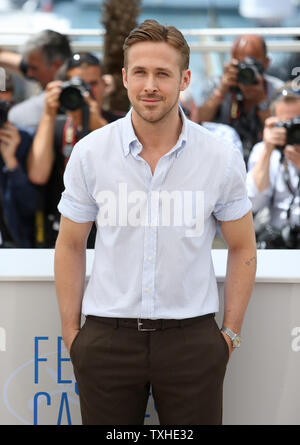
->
[27,52,118,247]
[0,30,71,130]
[197,34,283,162]
[0,73,37,247]
[55,20,257,425]
[247,84,300,248]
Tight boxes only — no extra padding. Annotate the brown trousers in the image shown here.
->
[70,314,229,425]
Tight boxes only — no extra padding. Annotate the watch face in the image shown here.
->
[233,337,241,348]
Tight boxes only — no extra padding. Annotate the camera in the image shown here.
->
[59,77,91,111]
[0,101,9,128]
[275,117,300,151]
[237,57,264,86]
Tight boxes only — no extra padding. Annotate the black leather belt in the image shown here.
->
[86,313,215,331]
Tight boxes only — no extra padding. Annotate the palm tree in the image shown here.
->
[101,0,141,113]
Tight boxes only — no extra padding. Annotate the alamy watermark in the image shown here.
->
[0,67,6,91]
[291,67,300,92]
[96,183,205,237]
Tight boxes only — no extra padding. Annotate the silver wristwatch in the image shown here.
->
[221,327,241,348]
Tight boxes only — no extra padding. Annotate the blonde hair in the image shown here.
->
[123,19,190,71]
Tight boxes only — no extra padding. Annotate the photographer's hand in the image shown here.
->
[251,117,286,193]
[219,59,239,95]
[83,91,108,131]
[44,80,62,117]
[0,122,21,170]
[197,59,239,123]
[263,116,286,152]
[284,145,300,171]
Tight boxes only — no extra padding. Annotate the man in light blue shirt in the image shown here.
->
[55,20,257,425]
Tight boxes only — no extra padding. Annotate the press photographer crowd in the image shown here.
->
[0,30,299,249]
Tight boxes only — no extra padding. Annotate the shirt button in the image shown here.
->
[148,256,152,261]
[145,288,150,293]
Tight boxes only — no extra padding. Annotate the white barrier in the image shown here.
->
[1,249,300,425]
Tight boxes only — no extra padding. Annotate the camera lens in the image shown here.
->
[59,86,85,111]
[237,67,257,86]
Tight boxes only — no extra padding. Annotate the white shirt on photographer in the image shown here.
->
[247,141,300,229]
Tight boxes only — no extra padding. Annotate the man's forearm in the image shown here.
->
[27,112,55,184]
[0,50,22,73]
[197,89,224,122]
[54,240,86,348]
[251,145,273,193]
[222,247,257,334]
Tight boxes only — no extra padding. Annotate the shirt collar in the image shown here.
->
[121,105,188,158]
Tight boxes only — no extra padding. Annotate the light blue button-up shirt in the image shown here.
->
[58,107,251,319]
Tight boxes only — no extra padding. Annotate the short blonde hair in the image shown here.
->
[123,19,190,71]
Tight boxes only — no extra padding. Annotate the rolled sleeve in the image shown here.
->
[213,147,252,221]
[57,142,98,223]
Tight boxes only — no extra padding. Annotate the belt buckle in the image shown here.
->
[137,318,156,332]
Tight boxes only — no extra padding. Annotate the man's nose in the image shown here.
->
[144,75,158,93]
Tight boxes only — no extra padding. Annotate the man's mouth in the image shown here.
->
[140,97,161,103]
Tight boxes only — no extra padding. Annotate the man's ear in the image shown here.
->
[180,69,191,92]
[122,67,128,90]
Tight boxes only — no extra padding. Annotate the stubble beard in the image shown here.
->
[132,93,180,125]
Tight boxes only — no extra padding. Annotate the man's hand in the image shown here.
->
[218,59,239,95]
[0,122,21,170]
[63,328,80,355]
[221,330,233,359]
[44,80,63,117]
[239,73,267,106]
[263,116,286,152]
[284,144,300,171]
[83,91,108,131]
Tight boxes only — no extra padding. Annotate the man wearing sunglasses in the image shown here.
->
[27,52,119,247]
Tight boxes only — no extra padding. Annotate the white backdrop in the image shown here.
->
[1,249,300,425]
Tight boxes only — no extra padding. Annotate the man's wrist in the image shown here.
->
[4,156,18,170]
[221,326,241,348]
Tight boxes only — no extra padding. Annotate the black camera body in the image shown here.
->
[237,57,264,86]
[0,101,9,128]
[275,117,300,150]
[59,77,91,111]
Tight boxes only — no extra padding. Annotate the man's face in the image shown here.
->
[122,41,190,125]
[275,100,300,122]
[67,65,105,108]
[25,50,60,89]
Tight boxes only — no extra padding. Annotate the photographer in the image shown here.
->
[197,35,283,162]
[247,84,300,248]
[0,75,37,247]
[0,29,72,131]
[27,52,119,247]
